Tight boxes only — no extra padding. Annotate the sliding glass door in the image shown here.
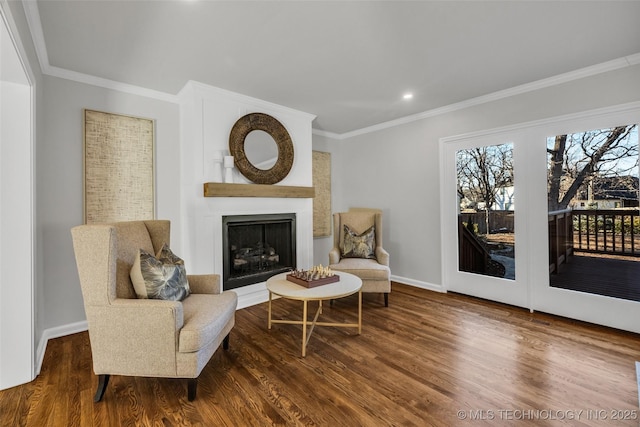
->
[441,131,529,308]
[536,120,640,333]
[441,103,640,334]
[547,125,639,300]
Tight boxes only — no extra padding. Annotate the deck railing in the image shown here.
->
[458,220,490,274]
[548,208,640,273]
[548,209,574,274]
[571,209,640,257]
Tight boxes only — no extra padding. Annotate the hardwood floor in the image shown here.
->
[2,283,639,426]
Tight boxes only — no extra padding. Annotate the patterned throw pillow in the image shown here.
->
[130,243,190,301]
[341,224,376,259]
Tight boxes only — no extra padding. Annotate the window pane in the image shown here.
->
[456,143,515,280]
[547,124,640,301]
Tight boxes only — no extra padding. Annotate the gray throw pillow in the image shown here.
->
[341,224,376,259]
[130,243,190,301]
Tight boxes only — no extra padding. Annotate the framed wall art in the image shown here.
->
[83,109,155,224]
[312,150,331,237]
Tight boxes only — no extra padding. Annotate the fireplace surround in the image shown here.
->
[222,213,296,290]
[180,82,316,307]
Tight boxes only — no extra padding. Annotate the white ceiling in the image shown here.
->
[28,1,640,136]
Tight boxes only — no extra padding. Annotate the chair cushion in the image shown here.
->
[330,258,390,281]
[130,244,190,301]
[341,224,376,259]
[179,292,238,353]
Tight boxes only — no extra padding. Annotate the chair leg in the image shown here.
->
[187,378,198,401]
[93,374,110,402]
[223,333,230,350]
[384,292,389,307]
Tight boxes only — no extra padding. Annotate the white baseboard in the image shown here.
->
[34,277,441,374]
[36,320,88,375]
[232,282,271,309]
[391,275,444,293]
[33,286,272,374]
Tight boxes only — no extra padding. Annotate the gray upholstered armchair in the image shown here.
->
[328,208,391,306]
[71,220,237,402]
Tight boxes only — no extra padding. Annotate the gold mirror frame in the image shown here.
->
[229,113,294,184]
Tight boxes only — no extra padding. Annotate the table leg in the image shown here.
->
[302,300,308,357]
[268,291,272,329]
[358,291,362,334]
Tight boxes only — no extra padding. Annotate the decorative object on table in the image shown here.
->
[223,155,235,183]
[286,264,339,288]
[312,151,331,237]
[211,151,223,183]
[229,112,294,185]
[83,109,154,224]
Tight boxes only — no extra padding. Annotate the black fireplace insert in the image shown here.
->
[222,213,296,290]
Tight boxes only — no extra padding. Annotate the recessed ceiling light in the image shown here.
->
[403,93,413,100]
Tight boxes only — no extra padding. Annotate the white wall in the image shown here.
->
[35,77,316,351]
[1,0,46,382]
[0,0,40,388]
[311,134,342,266]
[34,75,317,360]
[0,79,33,388]
[179,82,316,307]
[39,76,181,330]
[315,64,640,290]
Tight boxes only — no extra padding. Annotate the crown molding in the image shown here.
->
[46,65,180,103]
[311,128,342,140]
[21,0,178,103]
[179,80,316,122]
[20,0,47,75]
[439,100,640,145]
[334,53,640,141]
[1,1,35,85]
[21,1,640,139]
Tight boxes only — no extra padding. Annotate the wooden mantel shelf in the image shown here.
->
[204,182,315,198]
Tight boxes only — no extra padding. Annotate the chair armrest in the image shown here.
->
[329,248,341,265]
[376,247,390,266]
[87,299,184,376]
[109,298,184,330]
[187,274,221,294]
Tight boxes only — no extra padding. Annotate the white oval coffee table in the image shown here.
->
[266,271,362,357]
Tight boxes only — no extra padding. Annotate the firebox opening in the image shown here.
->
[222,213,296,290]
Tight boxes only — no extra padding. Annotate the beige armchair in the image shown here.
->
[328,208,391,306]
[71,220,237,402]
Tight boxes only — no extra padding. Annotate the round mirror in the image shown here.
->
[244,130,278,170]
[229,113,294,184]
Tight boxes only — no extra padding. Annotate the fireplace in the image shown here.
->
[222,213,296,290]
